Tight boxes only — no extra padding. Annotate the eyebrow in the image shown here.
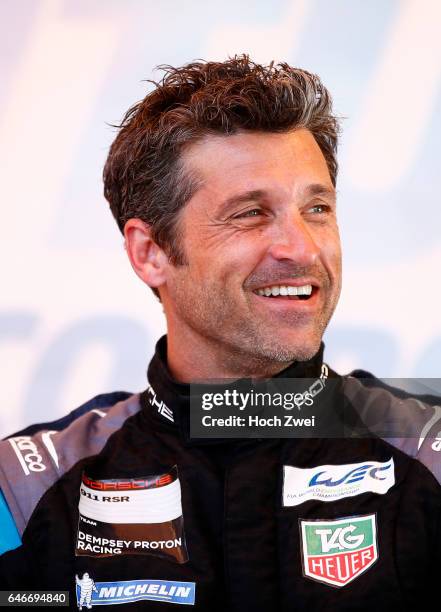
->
[218,190,267,217]
[304,183,337,201]
[218,183,336,216]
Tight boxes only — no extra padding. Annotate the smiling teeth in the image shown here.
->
[255,284,313,297]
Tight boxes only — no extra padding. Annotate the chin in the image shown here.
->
[251,335,322,364]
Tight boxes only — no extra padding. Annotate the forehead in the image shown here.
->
[182,128,333,200]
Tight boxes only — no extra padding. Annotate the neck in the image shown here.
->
[166,330,298,382]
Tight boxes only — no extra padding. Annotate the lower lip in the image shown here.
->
[251,287,320,311]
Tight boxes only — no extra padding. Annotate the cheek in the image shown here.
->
[320,228,341,267]
[228,242,269,288]
[196,238,266,283]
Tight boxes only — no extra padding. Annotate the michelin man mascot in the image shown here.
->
[76,572,98,610]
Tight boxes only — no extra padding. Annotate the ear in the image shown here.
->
[123,219,168,290]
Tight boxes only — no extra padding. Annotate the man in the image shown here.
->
[0,57,440,610]
[75,573,98,610]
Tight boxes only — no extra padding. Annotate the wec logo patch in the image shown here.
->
[283,458,394,506]
[300,514,378,587]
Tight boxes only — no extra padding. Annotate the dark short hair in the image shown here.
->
[103,56,340,294]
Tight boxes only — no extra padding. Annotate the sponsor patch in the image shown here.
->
[75,573,195,607]
[283,458,394,506]
[416,402,441,451]
[9,436,47,474]
[432,432,441,452]
[300,514,378,587]
[76,467,188,563]
[147,384,174,423]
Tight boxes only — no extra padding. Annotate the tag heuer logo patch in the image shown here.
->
[300,514,378,587]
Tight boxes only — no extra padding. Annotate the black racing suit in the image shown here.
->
[0,336,440,610]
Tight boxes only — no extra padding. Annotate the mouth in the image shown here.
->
[252,283,318,301]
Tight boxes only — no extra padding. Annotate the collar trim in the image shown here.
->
[142,335,327,443]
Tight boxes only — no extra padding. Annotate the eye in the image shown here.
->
[233,208,263,219]
[307,204,329,214]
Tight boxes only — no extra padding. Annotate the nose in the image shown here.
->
[266,209,320,266]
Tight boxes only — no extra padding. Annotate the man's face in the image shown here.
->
[161,129,342,372]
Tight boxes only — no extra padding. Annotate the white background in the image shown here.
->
[1,0,440,435]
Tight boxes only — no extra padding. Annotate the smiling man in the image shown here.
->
[126,128,341,379]
[1,57,440,610]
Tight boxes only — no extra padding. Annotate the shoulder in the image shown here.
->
[0,391,141,543]
[342,369,441,484]
[0,490,21,555]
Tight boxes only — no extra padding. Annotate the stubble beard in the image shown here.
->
[171,277,338,376]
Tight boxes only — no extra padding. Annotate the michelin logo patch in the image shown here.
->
[283,458,394,506]
[75,574,195,607]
